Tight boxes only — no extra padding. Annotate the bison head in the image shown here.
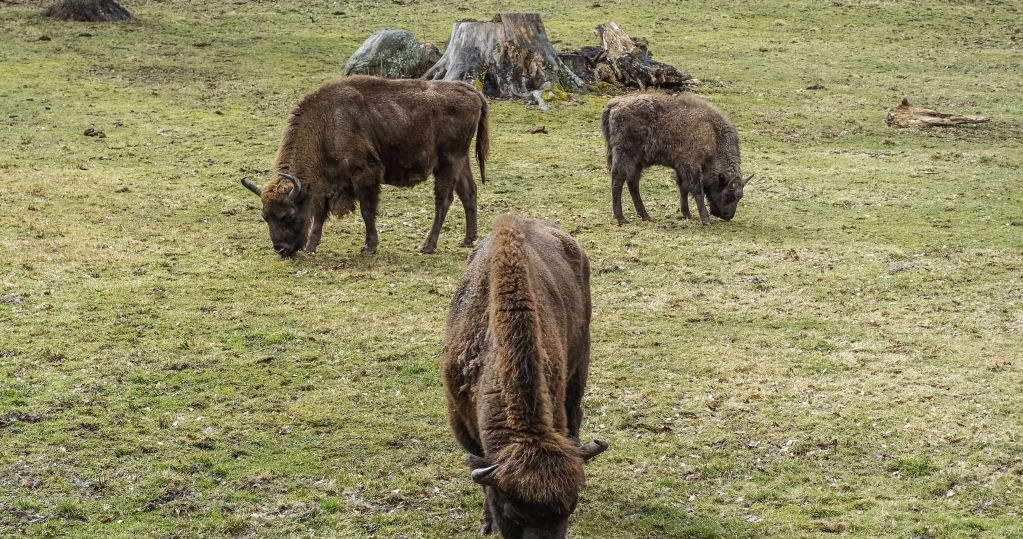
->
[241,172,309,257]
[470,439,607,538]
[707,173,753,221]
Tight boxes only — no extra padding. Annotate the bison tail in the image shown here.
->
[488,213,551,430]
[476,96,490,184]
[600,105,612,172]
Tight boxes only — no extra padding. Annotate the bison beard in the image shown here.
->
[242,75,489,256]
[442,214,607,538]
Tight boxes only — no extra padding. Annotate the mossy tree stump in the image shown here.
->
[44,0,133,22]
[423,13,584,98]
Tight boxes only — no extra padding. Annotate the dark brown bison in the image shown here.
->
[601,92,752,225]
[241,75,488,256]
[442,213,608,538]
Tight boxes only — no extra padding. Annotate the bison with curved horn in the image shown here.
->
[442,213,608,538]
[241,75,489,256]
[601,92,752,225]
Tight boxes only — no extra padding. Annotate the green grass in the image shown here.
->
[2,0,1022,537]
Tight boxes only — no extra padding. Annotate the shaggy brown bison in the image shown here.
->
[442,213,608,538]
[241,75,488,256]
[601,92,752,225]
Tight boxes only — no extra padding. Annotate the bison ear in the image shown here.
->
[581,439,609,462]
[277,172,303,201]
[470,464,500,486]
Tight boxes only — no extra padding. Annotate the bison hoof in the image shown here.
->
[361,245,377,255]
[458,238,475,248]
[700,219,712,225]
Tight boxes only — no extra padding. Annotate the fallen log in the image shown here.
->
[885,98,990,128]
[559,22,693,91]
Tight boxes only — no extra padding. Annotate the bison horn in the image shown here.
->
[581,439,609,462]
[277,171,302,198]
[240,177,262,196]
[470,464,500,486]
[743,173,755,185]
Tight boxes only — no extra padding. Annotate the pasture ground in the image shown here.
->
[1,1,1021,537]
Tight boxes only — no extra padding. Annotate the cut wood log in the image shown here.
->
[885,98,990,128]
[423,13,584,98]
[44,0,133,22]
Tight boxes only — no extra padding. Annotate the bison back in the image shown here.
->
[441,215,591,450]
[310,76,486,187]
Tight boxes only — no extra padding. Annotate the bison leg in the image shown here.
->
[691,185,712,225]
[674,171,692,220]
[422,162,457,254]
[356,185,381,254]
[677,168,711,225]
[610,158,640,224]
[480,487,495,535]
[566,374,585,443]
[453,159,478,248]
[626,173,652,222]
[304,204,330,253]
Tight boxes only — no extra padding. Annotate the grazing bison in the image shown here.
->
[601,92,752,225]
[442,213,608,538]
[241,75,489,256]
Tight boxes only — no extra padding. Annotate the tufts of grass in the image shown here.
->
[54,500,88,521]
[892,456,938,479]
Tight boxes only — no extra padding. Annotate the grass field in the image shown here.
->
[1,1,1021,537]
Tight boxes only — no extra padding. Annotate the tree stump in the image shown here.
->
[44,0,133,21]
[592,22,692,90]
[885,98,990,128]
[423,13,584,98]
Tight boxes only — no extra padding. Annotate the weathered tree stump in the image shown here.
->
[423,13,584,98]
[585,22,692,90]
[44,0,133,22]
[885,98,990,128]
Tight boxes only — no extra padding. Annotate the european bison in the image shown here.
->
[442,213,608,538]
[601,92,752,225]
[241,75,489,256]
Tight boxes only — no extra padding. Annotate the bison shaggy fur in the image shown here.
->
[601,92,751,225]
[442,213,607,538]
[242,75,488,256]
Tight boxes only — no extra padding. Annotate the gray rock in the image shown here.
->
[342,29,437,79]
